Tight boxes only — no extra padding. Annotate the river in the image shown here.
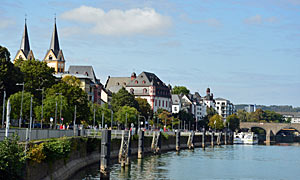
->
[71,144,300,180]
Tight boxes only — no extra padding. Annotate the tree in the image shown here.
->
[14,58,55,99]
[34,94,71,125]
[111,87,138,113]
[171,86,190,95]
[226,114,240,131]
[9,91,37,123]
[236,109,248,122]
[116,106,138,128]
[0,46,23,105]
[136,97,152,118]
[62,75,81,87]
[177,110,194,129]
[208,114,224,130]
[156,109,173,128]
[206,107,217,119]
[88,103,111,127]
[45,81,89,123]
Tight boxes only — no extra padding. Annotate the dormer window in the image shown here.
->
[143,88,147,94]
[49,55,52,60]
[130,88,134,94]
[142,80,146,84]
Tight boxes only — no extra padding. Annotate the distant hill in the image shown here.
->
[235,104,300,112]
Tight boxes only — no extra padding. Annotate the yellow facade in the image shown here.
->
[44,49,65,74]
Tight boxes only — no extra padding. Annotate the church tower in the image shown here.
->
[14,18,34,61]
[44,18,65,74]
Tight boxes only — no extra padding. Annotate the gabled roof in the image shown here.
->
[68,65,98,84]
[215,97,228,101]
[105,76,131,93]
[126,71,166,87]
[172,94,181,105]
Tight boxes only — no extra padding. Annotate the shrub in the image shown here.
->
[0,135,26,179]
[43,138,71,162]
[27,144,46,163]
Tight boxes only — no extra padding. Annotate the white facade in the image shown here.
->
[194,102,206,121]
[291,117,300,123]
[215,98,234,120]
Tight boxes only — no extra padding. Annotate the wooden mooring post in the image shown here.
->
[138,130,144,159]
[119,130,131,167]
[176,130,180,151]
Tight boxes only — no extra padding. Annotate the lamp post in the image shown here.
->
[36,88,44,129]
[111,110,113,129]
[2,91,6,128]
[16,82,24,128]
[56,93,62,125]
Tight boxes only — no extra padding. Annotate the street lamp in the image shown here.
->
[2,91,6,128]
[16,82,24,128]
[36,88,44,129]
[56,93,62,125]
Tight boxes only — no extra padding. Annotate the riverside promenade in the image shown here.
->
[21,129,233,180]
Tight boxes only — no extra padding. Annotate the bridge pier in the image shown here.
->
[138,130,144,159]
[176,130,180,151]
[100,130,111,179]
[202,128,206,149]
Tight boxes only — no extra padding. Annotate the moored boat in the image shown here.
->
[234,132,258,144]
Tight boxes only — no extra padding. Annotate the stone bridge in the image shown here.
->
[240,122,300,143]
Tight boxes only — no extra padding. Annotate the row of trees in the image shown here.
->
[236,109,284,123]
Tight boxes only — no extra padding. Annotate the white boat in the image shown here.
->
[234,132,258,144]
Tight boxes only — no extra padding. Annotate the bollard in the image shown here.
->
[217,132,221,146]
[138,130,144,159]
[211,132,214,147]
[176,130,180,151]
[224,131,227,145]
[157,131,162,153]
[202,128,206,149]
[100,130,111,179]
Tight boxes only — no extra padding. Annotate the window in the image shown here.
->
[174,107,177,111]
[155,100,157,106]
[49,55,52,60]
[166,101,168,107]
[116,82,120,85]
[159,100,161,107]
[142,80,146,84]
[19,55,23,60]
[135,80,138,84]
[162,101,164,107]
[130,88,134,94]
[123,82,126,85]
[143,88,147,94]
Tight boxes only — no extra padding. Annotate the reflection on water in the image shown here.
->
[71,144,300,180]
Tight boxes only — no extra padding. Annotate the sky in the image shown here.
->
[0,0,300,107]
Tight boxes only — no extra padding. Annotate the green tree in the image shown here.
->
[206,107,217,119]
[171,86,190,95]
[34,94,71,125]
[116,106,138,128]
[177,110,194,129]
[157,109,173,128]
[46,81,89,123]
[9,91,37,123]
[111,87,138,112]
[0,46,23,105]
[236,109,248,122]
[0,135,26,179]
[62,75,81,87]
[88,103,111,127]
[14,58,55,99]
[208,114,224,130]
[226,114,240,131]
[136,97,152,118]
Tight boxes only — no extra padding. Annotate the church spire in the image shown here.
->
[20,16,30,57]
[49,16,60,56]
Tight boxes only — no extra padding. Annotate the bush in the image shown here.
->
[0,135,26,179]
[43,138,71,162]
[27,144,46,163]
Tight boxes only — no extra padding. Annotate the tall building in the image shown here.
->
[44,18,65,74]
[14,18,34,61]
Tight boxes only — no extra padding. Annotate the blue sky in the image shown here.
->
[1,0,300,106]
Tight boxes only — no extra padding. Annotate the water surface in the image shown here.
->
[72,144,300,180]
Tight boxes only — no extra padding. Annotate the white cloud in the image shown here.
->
[244,15,278,25]
[61,6,172,36]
